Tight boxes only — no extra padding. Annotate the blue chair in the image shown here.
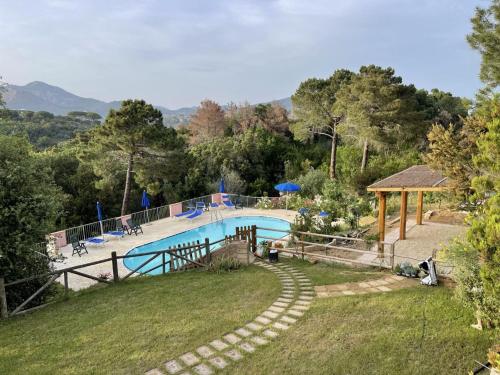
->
[175,208,195,218]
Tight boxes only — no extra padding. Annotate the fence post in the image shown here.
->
[63,271,69,297]
[162,252,166,274]
[300,234,305,261]
[390,243,395,270]
[205,238,211,264]
[246,241,250,265]
[0,277,8,319]
[251,225,257,253]
[111,252,119,282]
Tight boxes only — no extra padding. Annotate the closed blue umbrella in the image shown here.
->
[319,211,329,217]
[274,182,301,210]
[141,190,150,209]
[96,201,104,238]
[141,190,151,223]
[219,178,225,193]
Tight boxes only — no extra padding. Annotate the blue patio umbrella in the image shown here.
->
[141,190,150,209]
[274,182,301,210]
[96,201,104,238]
[219,178,225,193]
[141,190,151,223]
[319,211,329,217]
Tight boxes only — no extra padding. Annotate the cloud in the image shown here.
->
[0,0,482,108]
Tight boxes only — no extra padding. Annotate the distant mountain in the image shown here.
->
[4,81,291,126]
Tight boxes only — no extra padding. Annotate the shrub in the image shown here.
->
[208,255,242,274]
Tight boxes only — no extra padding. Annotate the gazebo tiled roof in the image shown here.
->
[367,165,449,192]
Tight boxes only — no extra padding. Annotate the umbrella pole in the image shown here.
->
[99,220,104,240]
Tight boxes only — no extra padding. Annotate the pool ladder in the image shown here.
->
[210,208,223,223]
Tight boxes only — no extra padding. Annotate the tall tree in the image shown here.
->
[467,0,500,89]
[188,100,226,144]
[92,99,165,215]
[291,69,354,179]
[335,65,424,172]
[0,135,64,310]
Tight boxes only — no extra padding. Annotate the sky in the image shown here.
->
[0,0,487,109]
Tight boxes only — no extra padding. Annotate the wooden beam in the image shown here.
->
[399,191,408,240]
[377,192,386,255]
[367,186,449,192]
[416,191,424,225]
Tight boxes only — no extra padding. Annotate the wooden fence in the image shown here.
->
[0,238,219,319]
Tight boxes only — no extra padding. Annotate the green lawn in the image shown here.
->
[0,266,280,375]
[1,261,496,375]
[222,287,497,375]
[280,256,383,285]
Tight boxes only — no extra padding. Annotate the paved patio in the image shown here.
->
[55,208,295,290]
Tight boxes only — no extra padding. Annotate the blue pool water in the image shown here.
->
[123,216,290,275]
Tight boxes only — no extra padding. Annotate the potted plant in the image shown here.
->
[488,345,500,375]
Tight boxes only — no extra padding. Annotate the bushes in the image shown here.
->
[208,255,242,274]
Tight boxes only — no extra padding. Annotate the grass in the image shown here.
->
[280,256,383,285]
[1,259,496,375]
[222,286,498,375]
[0,266,280,375]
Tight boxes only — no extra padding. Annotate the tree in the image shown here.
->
[467,0,500,89]
[0,135,64,310]
[335,65,425,172]
[425,114,487,198]
[188,100,226,144]
[226,102,289,136]
[92,99,166,215]
[441,97,499,328]
[291,69,354,179]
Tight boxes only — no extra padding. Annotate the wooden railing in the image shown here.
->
[0,238,216,319]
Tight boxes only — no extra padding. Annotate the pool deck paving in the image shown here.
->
[54,208,295,290]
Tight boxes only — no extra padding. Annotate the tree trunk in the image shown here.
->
[329,131,338,180]
[361,139,369,173]
[121,154,134,216]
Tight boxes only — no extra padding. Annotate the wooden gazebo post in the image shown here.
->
[399,191,408,240]
[377,192,386,256]
[416,191,424,225]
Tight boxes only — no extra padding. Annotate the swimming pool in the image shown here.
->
[123,216,291,275]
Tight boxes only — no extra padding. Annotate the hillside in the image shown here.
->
[4,81,292,127]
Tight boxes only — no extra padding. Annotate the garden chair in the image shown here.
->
[126,218,143,236]
[70,236,88,257]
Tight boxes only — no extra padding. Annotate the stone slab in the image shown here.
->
[192,364,213,375]
[164,360,183,374]
[209,339,229,351]
[208,357,228,369]
[223,333,241,344]
[263,329,279,338]
[196,346,214,359]
[235,328,252,337]
[179,353,200,367]
[224,349,243,361]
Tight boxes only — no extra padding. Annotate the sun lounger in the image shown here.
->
[195,201,207,210]
[209,202,219,208]
[175,208,195,218]
[86,237,106,245]
[106,219,126,237]
[186,209,203,219]
[222,200,235,208]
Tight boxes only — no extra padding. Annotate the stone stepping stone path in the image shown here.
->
[314,274,419,298]
[144,261,315,374]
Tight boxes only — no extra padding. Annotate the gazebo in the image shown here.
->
[367,165,450,252]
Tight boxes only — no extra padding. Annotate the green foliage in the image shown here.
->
[441,98,499,328]
[467,0,500,89]
[208,255,242,273]
[0,135,64,310]
[295,168,328,198]
[0,109,100,149]
[91,99,185,215]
